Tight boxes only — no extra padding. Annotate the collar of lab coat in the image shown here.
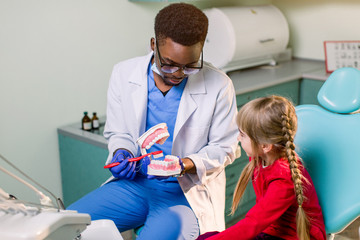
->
[130,51,207,142]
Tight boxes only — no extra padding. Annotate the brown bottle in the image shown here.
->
[82,112,92,131]
[91,112,99,130]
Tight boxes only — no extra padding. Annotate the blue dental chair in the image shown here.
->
[294,67,360,240]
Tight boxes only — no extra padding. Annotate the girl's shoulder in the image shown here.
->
[269,157,306,177]
[260,158,292,180]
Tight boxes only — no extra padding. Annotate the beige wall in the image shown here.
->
[274,0,360,60]
[0,0,359,203]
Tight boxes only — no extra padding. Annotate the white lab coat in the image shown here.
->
[104,52,240,234]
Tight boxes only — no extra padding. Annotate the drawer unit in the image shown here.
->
[224,148,256,226]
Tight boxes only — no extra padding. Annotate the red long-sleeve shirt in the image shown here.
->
[206,158,326,240]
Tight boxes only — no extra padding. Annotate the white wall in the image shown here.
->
[0,0,162,203]
[0,0,244,204]
[274,0,360,60]
[1,0,359,204]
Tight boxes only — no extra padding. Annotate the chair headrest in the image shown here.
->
[317,67,360,113]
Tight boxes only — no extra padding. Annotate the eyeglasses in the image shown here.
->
[156,41,203,75]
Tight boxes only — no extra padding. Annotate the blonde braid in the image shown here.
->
[281,113,310,240]
[230,158,257,215]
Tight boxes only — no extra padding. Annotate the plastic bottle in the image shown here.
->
[82,112,92,131]
[91,112,99,130]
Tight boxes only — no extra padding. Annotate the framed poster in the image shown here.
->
[324,41,360,73]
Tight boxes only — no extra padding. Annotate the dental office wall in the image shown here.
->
[0,0,359,204]
[273,0,360,60]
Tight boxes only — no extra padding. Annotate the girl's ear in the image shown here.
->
[262,144,273,154]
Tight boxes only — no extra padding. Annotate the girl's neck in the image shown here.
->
[260,152,280,167]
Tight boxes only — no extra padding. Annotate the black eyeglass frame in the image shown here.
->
[155,40,203,74]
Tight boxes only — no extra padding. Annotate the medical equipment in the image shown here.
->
[0,206,90,240]
[0,153,91,240]
[203,5,291,72]
[295,67,360,239]
[80,219,123,240]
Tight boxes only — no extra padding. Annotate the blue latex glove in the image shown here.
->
[136,155,151,177]
[179,157,185,175]
[109,149,136,180]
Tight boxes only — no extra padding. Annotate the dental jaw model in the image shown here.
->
[104,123,182,176]
[136,123,170,155]
[136,123,181,177]
[147,155,182,176]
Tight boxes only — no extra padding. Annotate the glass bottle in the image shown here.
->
[82,112,92,131]
[91,112,99,130]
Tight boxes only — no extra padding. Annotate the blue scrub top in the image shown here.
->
[145,60,187,183]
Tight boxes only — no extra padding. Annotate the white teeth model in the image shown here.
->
[147,155,181,177]
[136,123,170,155]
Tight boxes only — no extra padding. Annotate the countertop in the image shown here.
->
[58,58,329,148]
[58,116,108,149]
[228,58,328,95]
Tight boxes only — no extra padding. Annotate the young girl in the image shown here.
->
[197,95,326,240]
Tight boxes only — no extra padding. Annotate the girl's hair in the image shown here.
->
[154,3,208,46]
[231,95,310,240]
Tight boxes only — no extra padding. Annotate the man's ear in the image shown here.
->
[262,144,273,154]
[150,37,155,51]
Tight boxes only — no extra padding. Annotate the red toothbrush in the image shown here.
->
[103,150,163,169]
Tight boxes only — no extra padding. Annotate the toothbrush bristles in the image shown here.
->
[153,153,163,158]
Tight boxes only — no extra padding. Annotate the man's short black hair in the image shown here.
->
[155,3,208,46]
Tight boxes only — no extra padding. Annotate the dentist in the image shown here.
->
[68,3,239,239]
